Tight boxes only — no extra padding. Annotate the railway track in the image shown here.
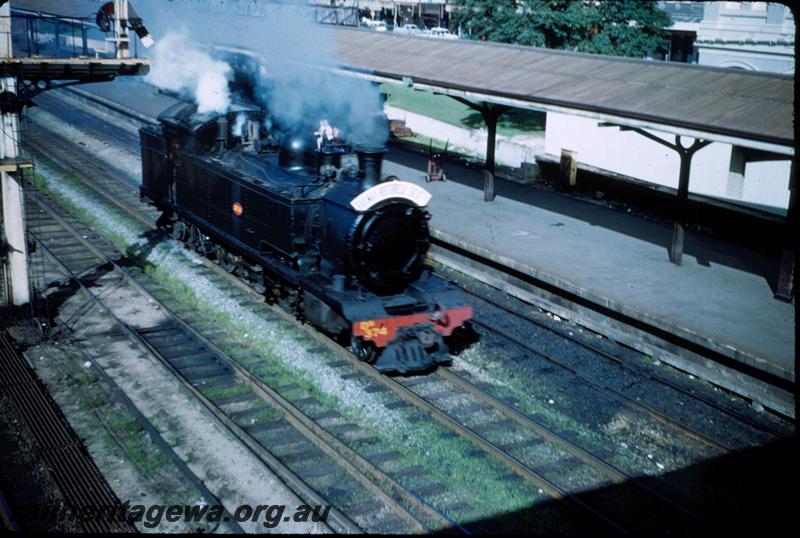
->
[43,88,795,421]
[24,187,452,533]
[447,277,791,447]
[18,103,692,533]
[22,185,611,532]
[30,94,792,449]
[20,92,793,533]
[427,238,795,419]
[22,121,552,533]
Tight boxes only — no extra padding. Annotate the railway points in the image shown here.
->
[1,1,796,535]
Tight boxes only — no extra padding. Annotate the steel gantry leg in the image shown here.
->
[670,136,712,264]
[448,96,509,202]
[600,124,711,265]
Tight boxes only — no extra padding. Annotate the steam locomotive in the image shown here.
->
[139,102,472,373]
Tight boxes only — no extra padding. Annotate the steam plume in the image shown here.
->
[147,33,232,114]
[135,0,388,145]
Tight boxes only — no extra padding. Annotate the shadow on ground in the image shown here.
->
[437,435,797,535]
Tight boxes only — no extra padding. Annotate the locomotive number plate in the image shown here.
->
[350,180,432,212]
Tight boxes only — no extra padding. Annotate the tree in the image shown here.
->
[450,0,672,58]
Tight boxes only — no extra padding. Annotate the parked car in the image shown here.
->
[365,20,388,32]
[394,23,422,36]
[428,27,458,40]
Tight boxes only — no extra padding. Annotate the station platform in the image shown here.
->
[59,80,794,406]
[381,152,795,396]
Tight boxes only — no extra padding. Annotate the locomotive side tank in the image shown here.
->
[140,102,472,374]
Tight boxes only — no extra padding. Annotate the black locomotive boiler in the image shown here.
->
[139,102,473,373]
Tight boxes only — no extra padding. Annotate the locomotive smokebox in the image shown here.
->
[356,145,387,188]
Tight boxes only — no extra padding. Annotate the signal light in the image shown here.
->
[96,1,155,49]
[232,202,243,217]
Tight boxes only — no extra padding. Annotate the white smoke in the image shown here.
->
[134,0,388,145]
[147,33,232,114]
[232,112,247,137]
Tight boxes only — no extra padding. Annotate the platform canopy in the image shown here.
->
[329,28,794,156]
[13,2,794,155]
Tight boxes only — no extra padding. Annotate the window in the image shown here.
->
[749,2,767,10]
[724,2,741,9]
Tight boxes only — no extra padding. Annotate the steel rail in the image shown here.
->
[25,124,460,533]
[24,119,630,534]
[32,89,793,428]
[458,284,789,440]
[31,96,141,155]
[470,315,732,454]
[25,100,732,534]
[136,319,444,534]
[27,97,794,430]
[31,91,790,436]
[261,310,631,535]
[34,83,792,533]
[26,111,640,534]
[24,127,150,225]
[25,191,360,534]
[25,206,256,533]
[26,189,452,534]
[435,367,702,521]
[46,339,245,534]
[427,241,794,419]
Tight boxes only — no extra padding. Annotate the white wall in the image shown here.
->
[544,112,790,215]
[741,159,792,213]
[385,104,543,167]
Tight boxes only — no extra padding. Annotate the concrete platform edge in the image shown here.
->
[431,227,794,384]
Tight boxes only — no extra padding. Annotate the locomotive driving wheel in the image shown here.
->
[351,335,377,364]
[171,220,188,242]
[219,253,237,273]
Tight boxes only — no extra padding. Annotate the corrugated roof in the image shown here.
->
[332,28,794,148]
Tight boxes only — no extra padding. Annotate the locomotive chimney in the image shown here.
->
[356,145,386,188]
[216,116,229,154]
[318,146,344,177]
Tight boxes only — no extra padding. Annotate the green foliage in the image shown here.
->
[450,0,672,58]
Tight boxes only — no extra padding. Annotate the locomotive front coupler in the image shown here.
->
[374,326,449,375]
